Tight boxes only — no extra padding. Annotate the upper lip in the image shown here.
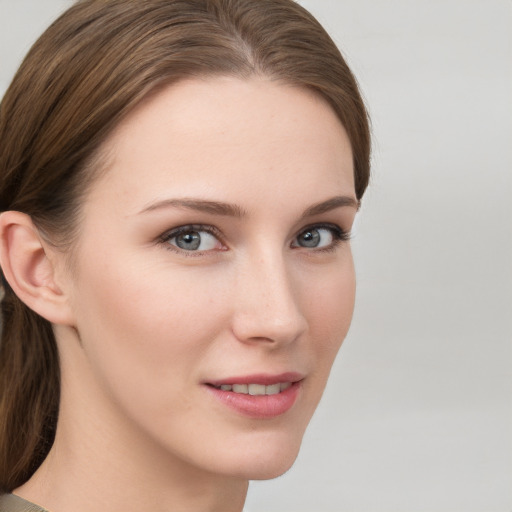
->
[206,372,304,387]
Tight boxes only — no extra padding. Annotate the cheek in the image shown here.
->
[299,254,356,386]
[305,255,356,342]
[70,256,231,405]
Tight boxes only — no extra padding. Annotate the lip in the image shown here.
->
[206,372,304,387]
[204,372,304,419]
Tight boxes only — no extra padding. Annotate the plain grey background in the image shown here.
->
[1,1,511,511]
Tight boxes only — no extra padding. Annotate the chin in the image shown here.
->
[215,428,306,481]
[246,456,299,481]
[228,453,300,481]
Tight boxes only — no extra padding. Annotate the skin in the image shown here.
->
[12,77,358,512]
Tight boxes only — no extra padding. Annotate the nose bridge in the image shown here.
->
[232,246,307,345]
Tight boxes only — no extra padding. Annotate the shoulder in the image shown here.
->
[0,494,49,512]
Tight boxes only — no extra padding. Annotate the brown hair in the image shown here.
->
[0,0,370,491]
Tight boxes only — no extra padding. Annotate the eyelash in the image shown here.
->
[296,223,351,253]
[159,224,224,256]
[158,223,351,256]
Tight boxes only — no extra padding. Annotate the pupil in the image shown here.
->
[300,229,320,247]
[177,231,201,250]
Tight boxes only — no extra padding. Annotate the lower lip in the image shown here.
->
[205,382,301,419]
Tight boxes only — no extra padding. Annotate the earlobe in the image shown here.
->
[0,211,75,325]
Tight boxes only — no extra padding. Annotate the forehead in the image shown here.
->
[88,76,355,215]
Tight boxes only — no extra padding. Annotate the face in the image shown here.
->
[58,77,357,480]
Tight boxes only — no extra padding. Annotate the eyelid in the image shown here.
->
[157,222,350,256]
[292,222,351,250]
[158,224,226,254]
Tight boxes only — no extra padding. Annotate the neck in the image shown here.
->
[17,437,248,512]
[15,328,249,512]
[18,456,248,512]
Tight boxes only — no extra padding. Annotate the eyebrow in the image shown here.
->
[138,195,358,218]
[139,198,247,217]
[301,196,360,217]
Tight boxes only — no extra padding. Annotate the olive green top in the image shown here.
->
[0,494,48,512]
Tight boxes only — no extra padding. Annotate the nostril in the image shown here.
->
[231,313,307,347]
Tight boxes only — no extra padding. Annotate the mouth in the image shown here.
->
[204,373,303,418]
[208,382,293,395]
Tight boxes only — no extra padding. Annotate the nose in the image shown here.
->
[231,251,308,347]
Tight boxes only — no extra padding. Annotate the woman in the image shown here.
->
[0,1,370,511]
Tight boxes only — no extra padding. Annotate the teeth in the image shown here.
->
[215,382,293,395]
[248,383,265,395]
[232,384,248,393]
[266,383,281,395]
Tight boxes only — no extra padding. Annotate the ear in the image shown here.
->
[0,211,75,326]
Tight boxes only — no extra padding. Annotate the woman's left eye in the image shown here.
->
[161,226,223,253]
[291,225,348,250]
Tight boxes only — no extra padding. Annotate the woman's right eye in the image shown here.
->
[161,225,224,253]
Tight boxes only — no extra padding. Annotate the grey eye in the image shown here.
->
[293,227,335,248]
[171,230,219,251]
[175,231,201,250]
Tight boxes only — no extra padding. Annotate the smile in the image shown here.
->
[205,373,303,418]
[211,382,293,395]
